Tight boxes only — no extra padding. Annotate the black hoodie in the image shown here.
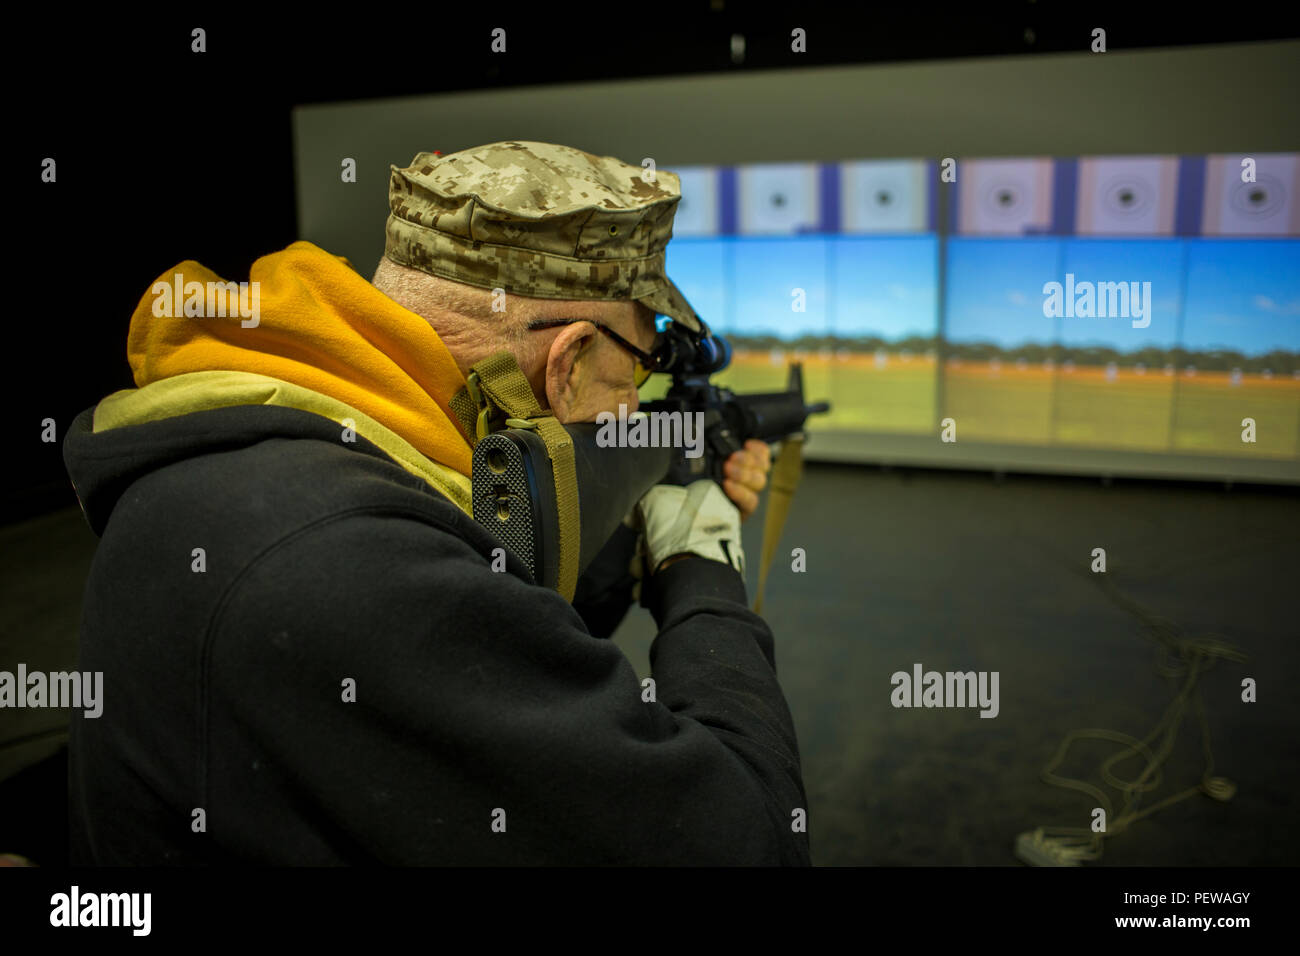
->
[60,246,810,866]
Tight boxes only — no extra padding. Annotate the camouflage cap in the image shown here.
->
[384,141,703,332]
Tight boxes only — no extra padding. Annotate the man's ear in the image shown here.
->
[543,322,596,420]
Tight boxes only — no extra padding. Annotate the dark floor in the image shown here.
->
[2,464,1297,866]
[611,464,1299,866]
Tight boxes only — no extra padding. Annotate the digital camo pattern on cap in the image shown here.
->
[384,141,703,332]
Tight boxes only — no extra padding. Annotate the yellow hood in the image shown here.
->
[109,240,475,481]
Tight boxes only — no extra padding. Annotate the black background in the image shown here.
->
[10,2,1300,523]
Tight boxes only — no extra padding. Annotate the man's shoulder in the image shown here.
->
[203,439,561,648]
[158,421,449,511]
[105,419,494,576]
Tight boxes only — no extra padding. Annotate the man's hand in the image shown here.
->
[722,439,771,521]
[635,480,744,576]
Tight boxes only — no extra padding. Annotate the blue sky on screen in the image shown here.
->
[666,235,1299,353]
[1057,240,1184,350]
[1182,240,1300,354]
[729,239,828,337]
[940,239,1060,348]
[830,237,938,338]
[666,236,939,339]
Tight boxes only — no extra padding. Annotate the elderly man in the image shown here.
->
[63,141,810,865]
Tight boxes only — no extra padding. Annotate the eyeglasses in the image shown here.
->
[525,317,661,387]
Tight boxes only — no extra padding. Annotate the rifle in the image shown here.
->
[471,320,830,596]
